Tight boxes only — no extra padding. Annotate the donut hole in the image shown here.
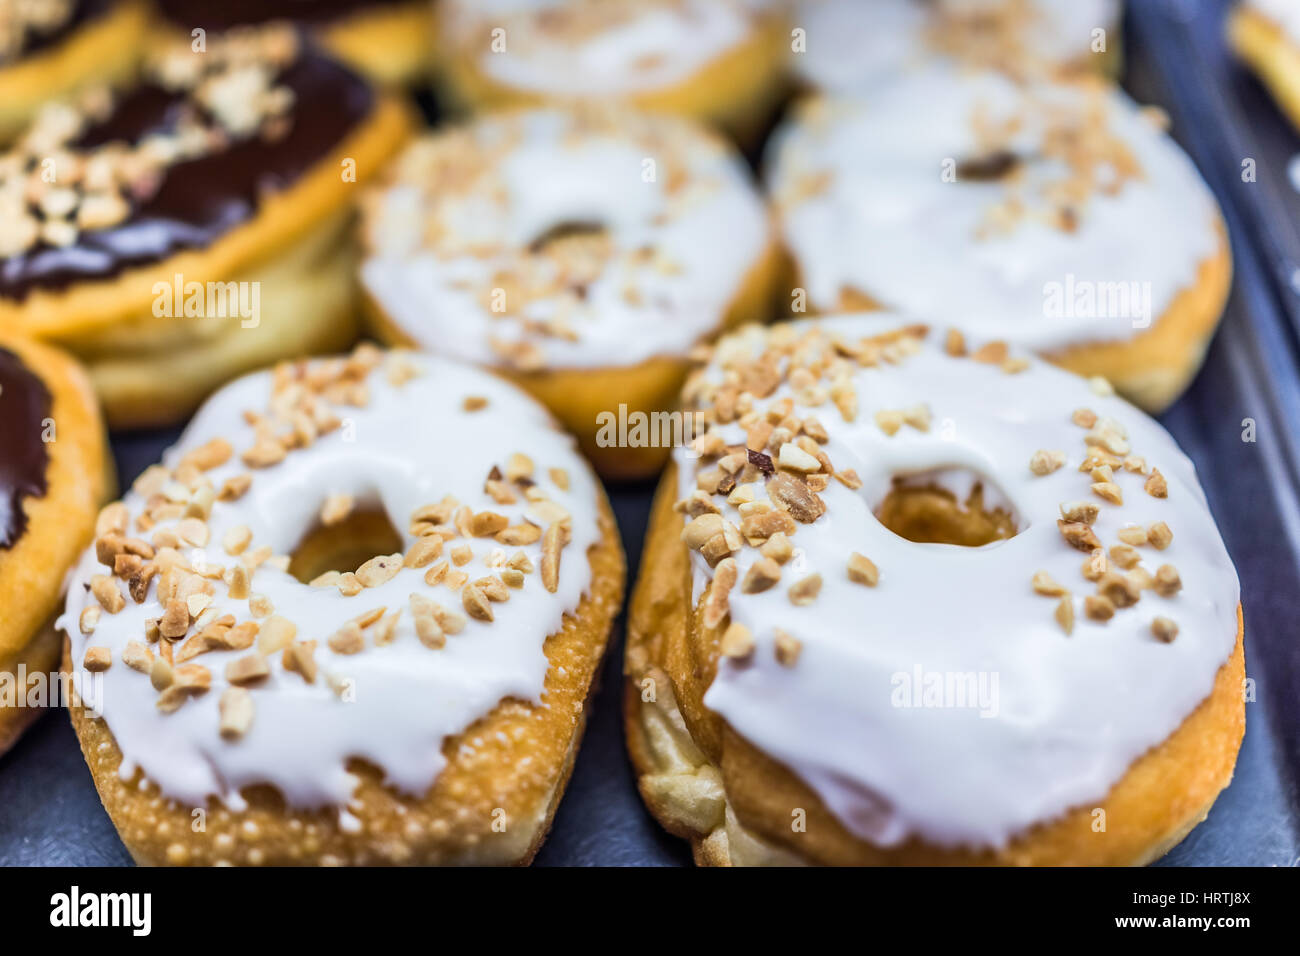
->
[874,470,1020,547]
[286,509,403,585]
[527,219,608,253]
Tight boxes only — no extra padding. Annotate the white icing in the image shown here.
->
[766,67,1222,352]
[678,315,1239,849]
[1244,0,1300,44]
[792,0,1121,92]
[361,109,770,369]
[58,354,603,811]
[441,0,773,96]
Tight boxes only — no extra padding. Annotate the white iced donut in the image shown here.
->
[60,344,624,866]
[435,0,788,141]
[790,0,1122,93]
[626,316,1244,866]
[360,107,776,477]
[766,66,1231,412]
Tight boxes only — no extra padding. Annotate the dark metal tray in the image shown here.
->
[2,0,1297,866]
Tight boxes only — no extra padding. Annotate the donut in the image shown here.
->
[765,67,1232,413]
[360,107,777,479]
[0,23,412,428]
[435,0,789,145]
[790,0,1122,93]
[0,333,111,755]
[151,1,435,89]
[1229,0,1300,130]
[625,316,1244,866]
[0,0,147,143]
[59,343,624,866]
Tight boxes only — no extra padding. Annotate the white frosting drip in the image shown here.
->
[361,109,770,369]
[766,67,1222,352]
[442,0,772,95]
[1244,0,1300,44]
[58,354,602,811]
[679,316,1239,849]
[792,0,1121,92]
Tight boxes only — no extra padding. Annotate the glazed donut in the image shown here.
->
[790,0,1122,93]
[625,316,1243,866]
[0,24,412,428]
[435,0,789,145]
[0,0,147,143]
[766,67,1232,413]
[360,107,777,479]
[0,334,110,755]
[151,0,435,89]
[59,343,624,866]
[1229,0,1300,131]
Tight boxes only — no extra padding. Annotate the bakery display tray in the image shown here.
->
[2,0,1298,866]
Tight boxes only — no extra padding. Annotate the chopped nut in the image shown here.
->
[1117,525,1149,546]
[337,572,364,597]
[462,583,494,622]
[356,553,402,588]
[219,687,255,740]
[327,622,366,654]
[1032,571,1066,596]
[767,472,825,523]
[1091,481,1123,505]
[847,552,879,586]
[83,647,112,672]
[788,573,823,606]
[702,558,738,630]
[470,511,509,537]
[1109,545,1141,570]
[777,442,821,473]
[462,395,488,412]
[1153,564,1182,597]
[720,622,755,660]
[122,641,153,673]
[1030,450,1066,475]
[1055,595,1074,635]
[225,654,270,686]
[875,409,904,436]
[404,535,444,568]
[741,557,782,593]
[283,641,318,684]
[1151,617,1179,643]
[760,532,793,564]
[1059,501,1100,524]
[1084,595,1115,621]
[774,629,802,667]
[1098,571,1141,608]
[91,575,126,614]
[222,525,252,556]
[257,615,296,655]
[160,599,190,639]
[1147,521,1173,549]
[1058,520,1102,552]
[320,493,353,526]
[79,605,101,635]
[541,523,562,593]
[1144,468,1168,498]
[944,328,967,356]
[1072,408,1098,428]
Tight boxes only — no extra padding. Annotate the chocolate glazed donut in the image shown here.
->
[0,348,52,549]
[0,335,110,756]
[0,23,414,426]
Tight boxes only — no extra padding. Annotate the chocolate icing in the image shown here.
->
[0,347,52,549]
[155,0,406,30]
[0,49,373,301]
[0,0,111,66]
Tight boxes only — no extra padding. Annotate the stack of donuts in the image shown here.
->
[0,0,1252,867]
